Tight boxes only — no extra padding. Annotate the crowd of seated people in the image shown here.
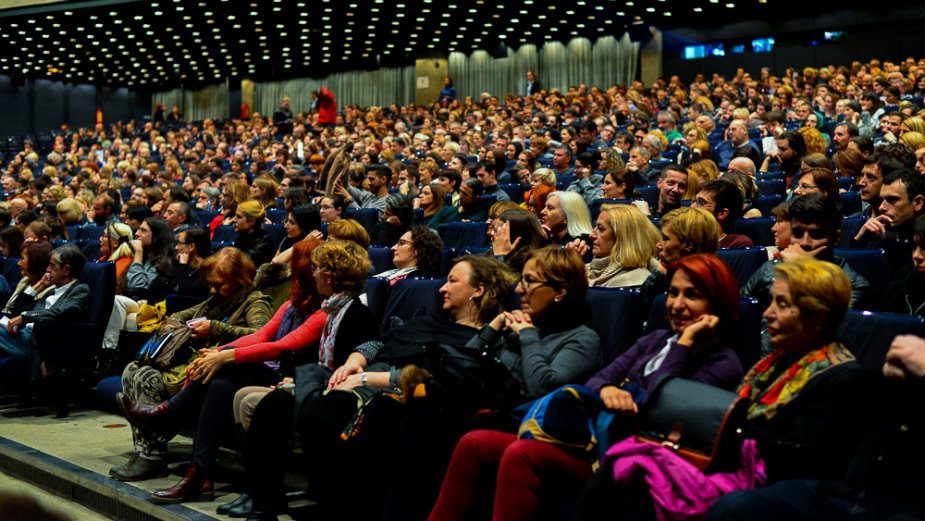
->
[0,55,923,521]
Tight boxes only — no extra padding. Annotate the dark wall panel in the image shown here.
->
[34,80,66,133]
[0,76,32,137]
[0,75,149,138]
[67,85,97,130]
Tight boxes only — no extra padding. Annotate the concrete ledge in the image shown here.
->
[0,435,218,521]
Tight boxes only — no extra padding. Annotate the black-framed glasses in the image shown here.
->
[516,276,553,292]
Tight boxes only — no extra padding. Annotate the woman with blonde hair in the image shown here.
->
[575,205,659,288]
[900,131,925,152]
[233,200,275,267]
[686,158,720,199]
[99,222,136,280]
[55,198,83,227]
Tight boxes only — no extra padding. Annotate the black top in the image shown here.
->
[234,227,276,267]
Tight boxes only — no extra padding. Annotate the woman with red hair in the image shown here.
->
[429,253,745,521]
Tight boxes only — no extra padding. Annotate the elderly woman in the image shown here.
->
[373,225,443,282]
[706,258,873,520]
[110,247,273,482]
[233,200,275,267]
[430,253,744,521]
[541,191,594,245]
[572,205,659,288]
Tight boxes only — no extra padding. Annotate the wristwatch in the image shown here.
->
[361,371,368,385]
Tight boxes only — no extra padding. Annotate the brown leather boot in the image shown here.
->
[117,393,179,441]
[149,463,214,504]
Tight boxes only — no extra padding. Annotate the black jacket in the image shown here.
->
[17,281,91,324]
[234,227,276,268]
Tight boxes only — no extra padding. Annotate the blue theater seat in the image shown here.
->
[443,222,489,249]
[499,184,523,203]
[756,180,785,197]
[837,311,925,372]
[266,209,287,223]
[212,225,237,243]
[262,223,286,250]
[839,217,867,248]
[344,208,379,235]
[380,277,446,327]
[585,287,646,363]
[834,248,887,310]
[841,192,861,217]
[363,277,391,325]
[367,246,394,274]
[589,199,634,221]
[751,195,783,217]
[727,218,775,247]
[716,247,768,287]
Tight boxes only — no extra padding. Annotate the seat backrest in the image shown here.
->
[589,198,634,221]
[839,217,867,248]
[443,222,489,249]
[266,209,288,224]
[77,225,105,242]
[262,223,286,250]
[716,248,768,287]
[751,195,783,217]
[837,311,925,373]
[834,248,888,309]
[638,186,660,207]
[381,277,446,327]
[367,246,395,274]
[727,218,775,246]
[499,184,523,203]
[78,260,116,328]
[344,208,379,235]
[440,248,457,277]
[837,177,855,191]
[586,288,646,363]
[363,277,391,325]
[80,239,102,261]
[756,180,785,197]
[841,192,862,217]
[646,295,763,370]
[1,257,21,288]
[212,225,237,243]
[197,211,220,224]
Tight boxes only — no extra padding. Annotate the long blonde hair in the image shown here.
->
[104,222,135,261]
[600,205,659,270]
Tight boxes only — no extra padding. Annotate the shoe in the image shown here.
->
[227,495,254,518]
[245,499,281,521]
[109,455,167,482]
[217,493,251,516]
[117,393,179,441]
[149,463,214,504]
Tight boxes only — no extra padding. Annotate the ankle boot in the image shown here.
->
[217,493,251,516]
[149,463,214,504]
[118,393,179,441]
[109,454,167,481]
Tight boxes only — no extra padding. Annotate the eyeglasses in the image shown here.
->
[516,276,552,292]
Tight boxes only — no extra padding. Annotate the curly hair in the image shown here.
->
[452,254,517,325]
[798,127,828,155]
[311,239,370,295]
[201,246,257,292]
[409,226,443,275]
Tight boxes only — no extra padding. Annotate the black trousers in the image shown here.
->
[168,363,279,468]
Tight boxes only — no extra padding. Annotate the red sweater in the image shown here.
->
[224,301,327,365]
[318,87,337,124]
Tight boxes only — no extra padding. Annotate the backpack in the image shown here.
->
[135,323,196,371]
[516,384,604,459]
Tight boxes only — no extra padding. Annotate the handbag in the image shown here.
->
[635,375,746,472]
[136,322,196,371]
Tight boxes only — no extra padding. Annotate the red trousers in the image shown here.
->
[428,429,593,521]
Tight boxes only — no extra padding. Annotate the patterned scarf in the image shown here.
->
[737,342,855,421]
[318,292,354,369]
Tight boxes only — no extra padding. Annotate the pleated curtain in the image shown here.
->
[152,80,229,122]
[151,34,639,118]
[253,66,415,115]
[449,34,639,100]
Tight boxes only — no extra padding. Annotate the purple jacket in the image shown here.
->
[584,330,744,395]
